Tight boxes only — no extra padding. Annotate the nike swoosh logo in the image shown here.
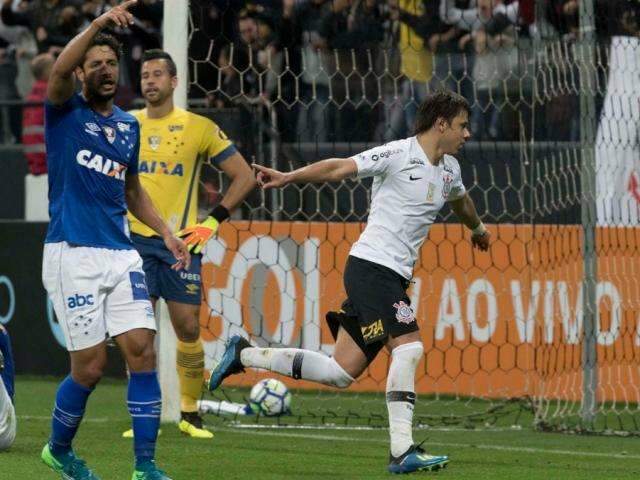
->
[409,175,422,181]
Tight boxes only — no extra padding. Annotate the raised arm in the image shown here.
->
[449,193,491,251]
[47,0,137,105]
[253,158,358,189]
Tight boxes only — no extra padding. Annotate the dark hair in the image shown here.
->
[86,33,122,61]
[414,90,470,135]
[141,49,178,77]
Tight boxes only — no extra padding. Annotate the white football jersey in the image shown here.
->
[349,136,466,279]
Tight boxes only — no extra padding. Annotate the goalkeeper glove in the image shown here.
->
[178,205,230,254]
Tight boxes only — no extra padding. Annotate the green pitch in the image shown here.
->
[2,377,639,479]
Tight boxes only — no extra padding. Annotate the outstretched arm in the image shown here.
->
[252,158,358,189]
[47,0,137,105]
[449,193,491,251]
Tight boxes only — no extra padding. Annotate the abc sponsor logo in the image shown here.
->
[67,294,94,309]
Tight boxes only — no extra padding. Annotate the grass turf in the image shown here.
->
[2,377,639,479]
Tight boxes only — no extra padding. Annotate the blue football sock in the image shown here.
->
[0,327,14,401]
[49,375,93,456]
[128,371,161,469]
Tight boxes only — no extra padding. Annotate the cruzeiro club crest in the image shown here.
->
[102,125,116,144]
[393,300,415,324]
[148,135,162,151]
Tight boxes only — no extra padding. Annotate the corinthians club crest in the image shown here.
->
[102,126,116,144]
[393,301,415,324]
[148,135,162,151]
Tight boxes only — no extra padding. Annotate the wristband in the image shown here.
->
[472,222,487,235]
[210,204,230,223]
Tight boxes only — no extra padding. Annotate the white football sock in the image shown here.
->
[386,341,424,458]
[241,348,354,388]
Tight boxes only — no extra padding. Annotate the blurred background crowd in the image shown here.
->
[0,0,638,175]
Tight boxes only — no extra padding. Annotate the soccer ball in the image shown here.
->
[248,378,292,416]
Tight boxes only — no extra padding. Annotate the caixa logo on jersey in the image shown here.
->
[67,294,94,309]
[76,149,127,181]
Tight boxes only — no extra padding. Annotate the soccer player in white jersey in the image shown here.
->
[40,2,189,479]
[208,90,490,474]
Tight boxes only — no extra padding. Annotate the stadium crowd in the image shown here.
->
[0,0,638,171]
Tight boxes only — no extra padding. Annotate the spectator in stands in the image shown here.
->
[441,0,518,140]
[232,5,301,144]
[1,0,81,54]
[291,0,333,143]
[210,44,242,109]
[22,52,52,175]
[430,1,473,98]
[469,0,517,140]
[236,10,263,101]
[0,32,21,143]
[386,0,440,141]
[246,2,301,142]
[0,5,38,98]
[319,0,385,141]
[441,0,521,32]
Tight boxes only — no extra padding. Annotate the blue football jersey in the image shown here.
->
[45,93,140,250]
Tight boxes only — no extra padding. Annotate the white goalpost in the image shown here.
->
[157,0,189,424]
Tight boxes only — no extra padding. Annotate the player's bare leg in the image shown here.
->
[331,327,369,379]
[166,301,212,438]
[70,343,109,388]
[42,343,107,480]
[385,331,449,474]
[208,326,368,392]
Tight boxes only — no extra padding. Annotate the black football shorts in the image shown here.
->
[325,255,419,363]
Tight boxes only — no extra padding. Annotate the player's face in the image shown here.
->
[79,45,119,102]
[140,59,177,106]
[442,110,471,154]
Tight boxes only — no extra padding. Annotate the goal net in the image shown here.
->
[170,0,640,434]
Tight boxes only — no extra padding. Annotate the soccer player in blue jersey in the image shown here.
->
[0,325,16,451]
[40,2,189,479]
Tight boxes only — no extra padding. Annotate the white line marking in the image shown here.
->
[19,416,640,461]
[18,415,109,423]
[229,423,523,433]
[218,427,640,461]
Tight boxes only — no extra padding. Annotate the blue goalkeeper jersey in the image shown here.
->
[45,93,140,250]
